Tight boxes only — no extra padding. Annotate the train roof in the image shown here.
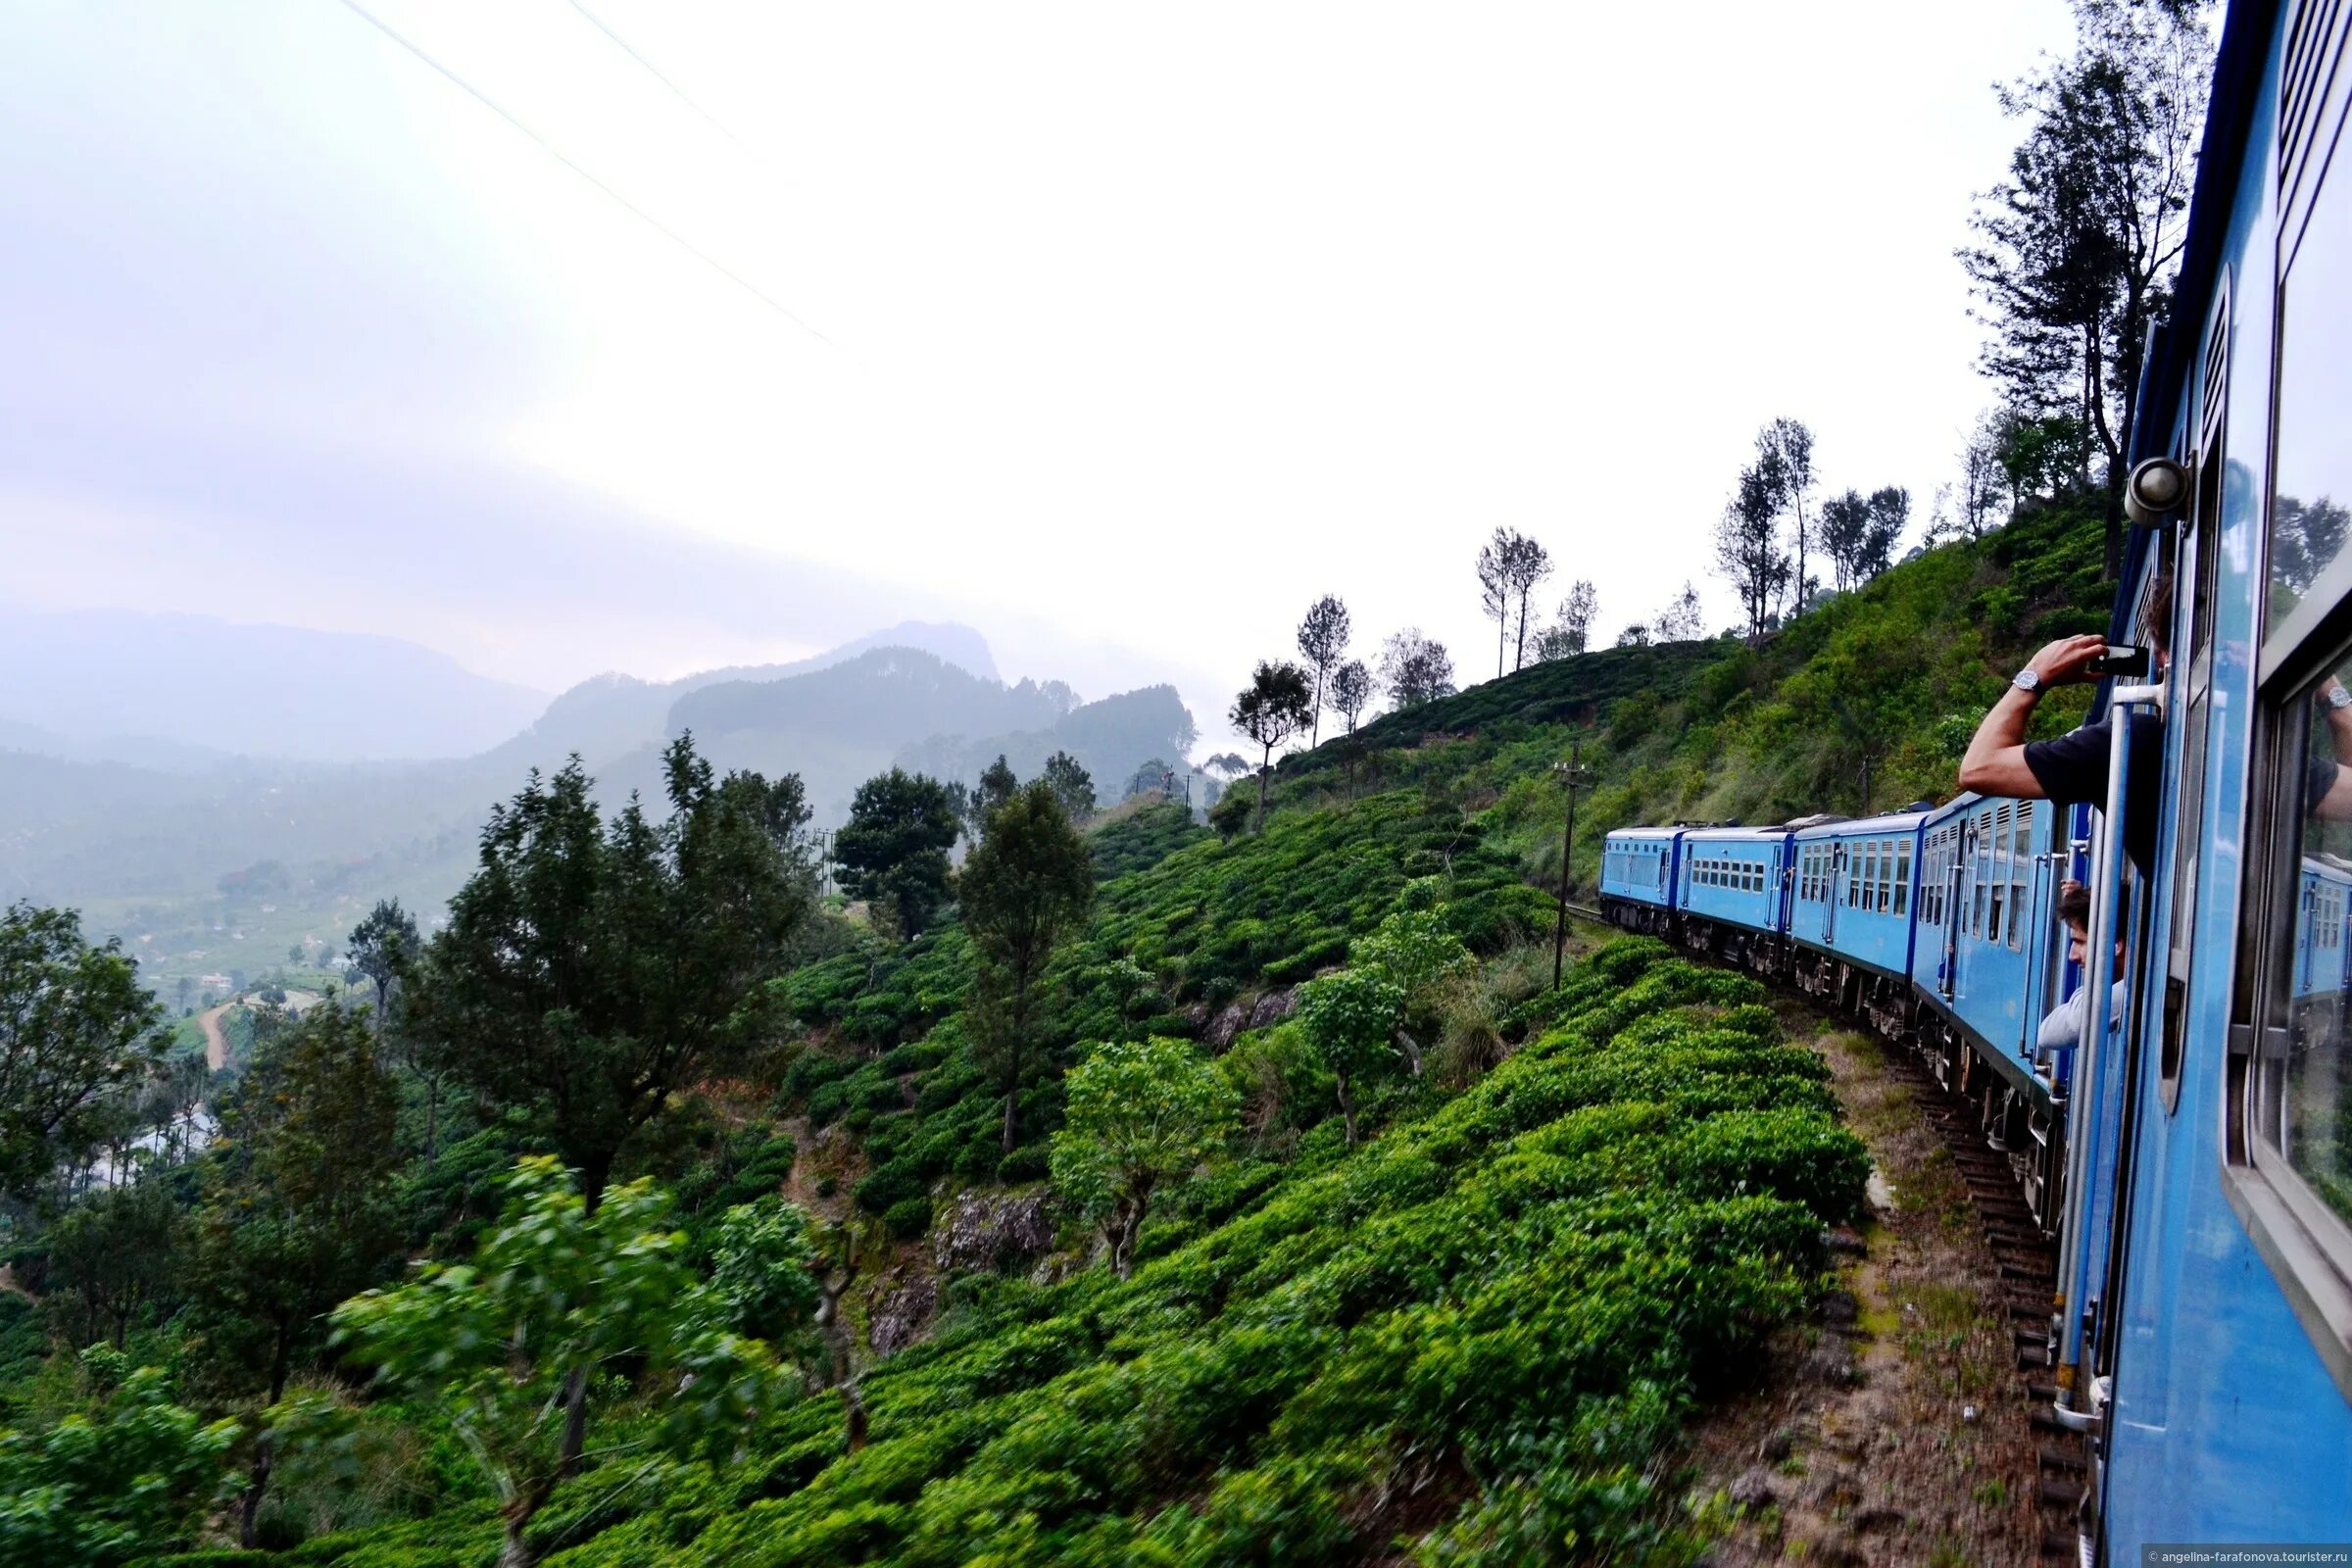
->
[1604,826,1683,842]
[1791,808,1931,840]
[1679,823,1797,844]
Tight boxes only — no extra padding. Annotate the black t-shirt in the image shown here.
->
[2022,711,2163,875]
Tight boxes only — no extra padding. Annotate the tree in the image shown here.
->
[1550,580,1598,659]
[1050,1037,1238,1278]
[1204,752,1250,781]
[1329,660,1374,735]
[0,903,167,1200]
[1958,413,2008,538]
[833,767,959,939]
[1714,464,1791,641]
[976,755,1019,820]
[1960,0,2209,575]
[343,899,417,1033]
[1651,582,1705,642]
[190,1000,400,1544]
[1476,529,1514,678]
[1041,751,1096,821]
[958,781,1095,1152]
[1294,968,1403,1145]
[1506,533,1553,670]
[1229,661,1313,834]
[1755,417,1817,614]
[1295,595,1351,747]
[47,1179,183,1349]
[409,737,816,1209]
[331,1159,790,1568]
[1352,904,1474,1078]
[1820,486,1908,593]
[1379,629,1456,710]
[0,1358,238,1568]
[1615,624,1652,649]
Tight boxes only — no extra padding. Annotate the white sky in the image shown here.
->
[0,0,2078,749]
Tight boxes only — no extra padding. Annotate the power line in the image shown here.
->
[333,0,829,345]
[564,0,750,152]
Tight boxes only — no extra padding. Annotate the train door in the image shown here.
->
[1828,842,1848,945]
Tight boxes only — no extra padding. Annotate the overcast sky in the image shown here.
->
[0,0,2076,747]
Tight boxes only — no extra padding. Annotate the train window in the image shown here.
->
[2241,647,2352,1326]
[1879,840,1893,912]
[1974,819,1990,937]
[1987,808,2008,944]
[2010,810,2033,952]
[2267,151,2352,652]
[1893,841,1912,918]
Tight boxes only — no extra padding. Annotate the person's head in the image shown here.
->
[2059,883,2093,966]
[2145,571,2174,666]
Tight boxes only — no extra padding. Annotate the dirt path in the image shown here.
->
[196,1002,232,1071]
[1682,1009,2046,1567]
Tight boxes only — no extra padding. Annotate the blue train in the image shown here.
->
[1605,1,2352,1550]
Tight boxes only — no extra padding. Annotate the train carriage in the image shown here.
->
[1596,826,1681,935]
[1788,809,1927,1033]
[1673,825,1794,974]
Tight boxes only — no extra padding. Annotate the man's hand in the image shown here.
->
[2027,635,2112,687]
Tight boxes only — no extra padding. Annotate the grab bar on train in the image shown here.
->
[2051,682,2160,1432]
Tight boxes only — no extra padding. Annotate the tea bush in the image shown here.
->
[190,939,1861,1568]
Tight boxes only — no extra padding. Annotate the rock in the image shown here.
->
[1729,1469,1778,1510]
[1961,1403,1979,1424]
[1757,1428,1796,1463]
[1207,1001,1252,1051]
[1820,1290,1859,1327]
[1822,1227,1868,1256]
[931,1190,1058,1275]
[1245,987,1297,1031]
[867,1269,936,1358]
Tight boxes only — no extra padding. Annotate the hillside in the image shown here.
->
[1264,496,2112,887]
[2,498,2114,1567]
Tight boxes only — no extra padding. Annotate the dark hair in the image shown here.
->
[2058,884,2092,929]
[2144,572,2174,655]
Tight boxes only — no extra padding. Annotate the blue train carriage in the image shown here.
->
[1907,793,2070,1228]
[1673,824,1795,975]
[1788,809,1927,1038]
[1596,827,1682,936]
[2062,0,2352,1549]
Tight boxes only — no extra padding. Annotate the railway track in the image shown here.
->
[1568,905,2087,1556]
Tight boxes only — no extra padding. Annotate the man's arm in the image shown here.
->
[2318,678,2352,821]
[1959,634,2111,797]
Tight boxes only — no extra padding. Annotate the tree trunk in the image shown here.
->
[1394,1028,1423,1078]
[558,1368,589,1478]
[1001,1081,1020,1154]
[1336,1073,1357,1146]
[1110,1185,1152,1280]
[1310,668,1323,749]
[424,1075,440,1166]
[1254,747,1273,834]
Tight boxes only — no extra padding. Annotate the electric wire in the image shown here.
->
[332,0,829,345]
[564,0,750,152]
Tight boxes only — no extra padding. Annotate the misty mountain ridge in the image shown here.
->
[0,620,1199,995]
[0,606,549,763]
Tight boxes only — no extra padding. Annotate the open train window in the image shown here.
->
[2163,282,2231,1113]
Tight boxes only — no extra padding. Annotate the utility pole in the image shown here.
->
[1551,740,1593,990]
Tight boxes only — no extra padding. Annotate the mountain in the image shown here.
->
[0,607,549,762]
[894,684,1200,806]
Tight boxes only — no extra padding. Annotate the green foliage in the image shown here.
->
[703,1196,824,1345]
[329,1156,792,1567]
[0,901,169,1200]
[1085,801,1206,881]
[390,940,1863,1566]
[1050,1037,1240,1277]
[44,1177,183,1350]
[406,736,817,1203]
[959,781,1096,1152]
[0,1360,239,1568]
[835,767,961,940]
[1294,968,1405,1145]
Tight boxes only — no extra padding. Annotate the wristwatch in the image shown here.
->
[2328,682,2351,711]
[2013,669,2044,696]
